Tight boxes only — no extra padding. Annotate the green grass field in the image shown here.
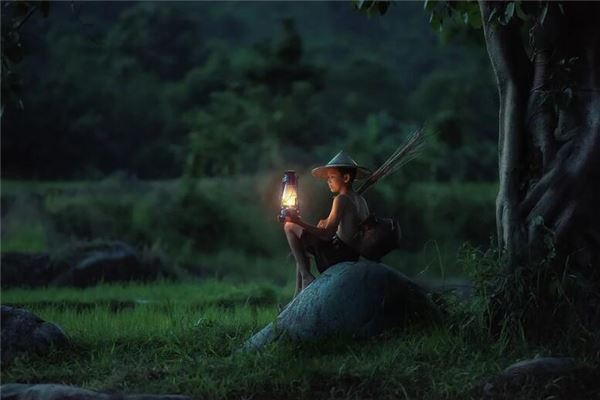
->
[1,279,542,400]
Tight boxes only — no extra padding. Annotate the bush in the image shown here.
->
[368,181,497,251]
[2,178,498,282]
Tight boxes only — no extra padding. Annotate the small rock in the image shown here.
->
[502,357,577,378]
[1,306,69,365]
[473,357,600,399]
[0,383,191,400]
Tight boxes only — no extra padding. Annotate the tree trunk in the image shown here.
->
[478,0,600,344]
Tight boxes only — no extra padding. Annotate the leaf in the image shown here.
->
[563,87,573,105]
[4,42,24,64]
[429,12,442,31]
[504,2,515,22]
[377,1,390,15]
[360,0,374,11]
[539,2,549,25]
[539,91,550,107]
[469,14,482,29]
[450,1,465,13]
[38,0,50,17]
[463,11,469,25]
[487,7,497,23]
[515,1,529,21]
[557,3,564,15]
[424,0,436,12]
[14,2,31,18]
[467,5,483,29]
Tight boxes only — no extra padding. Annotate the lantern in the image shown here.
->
[278,170,299,222]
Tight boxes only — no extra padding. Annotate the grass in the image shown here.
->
[2,280,541,400]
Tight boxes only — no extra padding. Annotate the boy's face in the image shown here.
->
[326,169,350,193]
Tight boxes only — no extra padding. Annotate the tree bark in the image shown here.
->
[478,1,532,268]
[479,0,600,270]
[478,1,600,341]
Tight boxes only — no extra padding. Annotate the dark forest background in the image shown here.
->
[2,1,499,281]
[2,1,497,180]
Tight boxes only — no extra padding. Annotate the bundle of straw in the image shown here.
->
[357,128,425,195]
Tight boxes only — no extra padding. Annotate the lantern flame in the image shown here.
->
[281,185,298,208]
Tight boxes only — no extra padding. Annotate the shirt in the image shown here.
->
[336,191,370,250]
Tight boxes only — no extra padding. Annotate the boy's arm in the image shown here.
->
[290,195,348,240]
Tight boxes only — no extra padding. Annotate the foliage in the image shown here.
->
[2,178,498,283]
[1,2,497,182]
[0,0,50,115]
[424,0,482,32]
[351,0,392,17]
[2,176,287,275]
[105,3,204,81]
[458,239,600,357]
[369,181,497,251]
[183,20,325,178]
[423,1,577,116]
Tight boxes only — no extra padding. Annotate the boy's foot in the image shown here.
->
[302,276,315,289]
[277,302,290,313]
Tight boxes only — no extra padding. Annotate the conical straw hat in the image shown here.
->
[311,150,372,180]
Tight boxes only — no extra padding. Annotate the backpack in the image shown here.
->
[357,214,402,262]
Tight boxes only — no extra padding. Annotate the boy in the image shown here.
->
[284,151,371,297]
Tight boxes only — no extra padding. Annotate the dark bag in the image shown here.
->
[357,214,402,261]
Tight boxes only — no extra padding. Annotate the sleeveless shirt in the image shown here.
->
[335,191,370,250]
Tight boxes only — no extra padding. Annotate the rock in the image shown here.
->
[1,241,175,288]
[0,383,191,400]
[0,253,58,288]
[1,306,69,365]
[51,241,145,287]
[243,260,440,351]
[473,357,600,399]
[501,357,577,378]
[417,277,475,300]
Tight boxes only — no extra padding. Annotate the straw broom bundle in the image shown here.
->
[357,128,425,195]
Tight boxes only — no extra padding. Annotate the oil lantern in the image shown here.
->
[278,170,299,222]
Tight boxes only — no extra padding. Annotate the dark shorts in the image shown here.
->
[300,231,360,274]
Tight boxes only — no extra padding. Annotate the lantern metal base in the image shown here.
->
[278,208,298,223]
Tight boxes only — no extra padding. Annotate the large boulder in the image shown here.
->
[243,260,440,351]
[473,357,600,399]
[0,383,191,400]
[1,306,69,365]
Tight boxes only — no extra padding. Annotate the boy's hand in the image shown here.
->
[285,213,301,223]
[317,219,327,228]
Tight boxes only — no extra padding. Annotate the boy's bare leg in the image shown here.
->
[284,222,315,291]
[294,267,302,298]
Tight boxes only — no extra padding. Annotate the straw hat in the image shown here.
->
[311,150,372,180]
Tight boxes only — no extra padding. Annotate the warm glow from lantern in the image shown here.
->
[278,170,299,222]
[281,185,298,208]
